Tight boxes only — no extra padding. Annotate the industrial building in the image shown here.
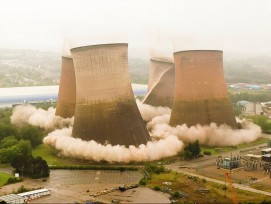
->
[70,43,151,146]
[143,59,175,108]
[55,56,76,118]
[18,189,51,202]
[170,50,237,128]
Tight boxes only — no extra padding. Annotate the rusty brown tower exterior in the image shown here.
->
[70,43,151,146]
[144,59,175,108]
[55,56,76,118]
[169,50,237,128]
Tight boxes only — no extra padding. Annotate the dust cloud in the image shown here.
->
[11,102,262,162]
[10,105,73,130]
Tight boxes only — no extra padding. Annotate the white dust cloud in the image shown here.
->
[147,114,261,146]
[11,105,73,130]
[136,100,171,122]
[43,127,183,163]
[11,102,262,162]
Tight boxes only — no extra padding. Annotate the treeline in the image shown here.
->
[249,115,271,134]
[229,90,271,104]
[0,108,49,178]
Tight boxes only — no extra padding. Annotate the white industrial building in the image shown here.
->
[0,189,50,203]
[18,188,51,202]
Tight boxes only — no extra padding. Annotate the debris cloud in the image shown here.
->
[11,103,262,162]
[11,105,73,130]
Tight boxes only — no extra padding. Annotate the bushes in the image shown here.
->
[139,178,147,186]
[203,151,211,155]
[5,177,23,185]
[145,164,165,174]
[153,185,161,191]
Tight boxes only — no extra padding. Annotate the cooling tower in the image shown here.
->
[70,43,151,146]
[147,59,174,91]
[55,56,76,118]
[170,50,237,128]
[143,67,175,108]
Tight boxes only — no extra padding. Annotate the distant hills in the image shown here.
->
[0,49,271,87]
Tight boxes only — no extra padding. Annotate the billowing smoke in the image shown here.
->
[11,105,73,130]
[43,127,183,163]
[136,100,171,122]
[147,114,261,146]
[11,102,262,162]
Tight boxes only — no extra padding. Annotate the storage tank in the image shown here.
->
[170,50,237,128]
[55,56,76,118]
[70,43,151,146]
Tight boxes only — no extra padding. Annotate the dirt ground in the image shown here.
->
[0,169,170,203]
[184,164,271,192]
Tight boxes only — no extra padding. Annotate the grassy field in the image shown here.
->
[0,172,13,187]
[32,144,92,166]
[145,171,271,203]
[32,144,144,168]
[201,137,269,156]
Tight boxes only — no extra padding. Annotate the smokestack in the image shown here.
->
[143,66,175,108]
[147,59,174,91]
[70,43,151,146]
[55,56,76,118]
[170,50,237,128]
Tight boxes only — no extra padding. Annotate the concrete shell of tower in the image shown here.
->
[143,65,175,108]
[55,56,76,118]
[170,50,237,128]
[147,59,174,91]
[70,43,151,146]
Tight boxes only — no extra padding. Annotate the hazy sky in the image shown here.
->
[0,0,270,58]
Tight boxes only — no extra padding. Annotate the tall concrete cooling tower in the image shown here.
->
[169,50,237,128]
[70,43,151,146]
[143,67,175,108]
[55,56,76,118]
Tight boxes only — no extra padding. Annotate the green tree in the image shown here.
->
[0,136,19,148]
[19,125,43,147]
[0,124,18,141]
[17,140,32,158]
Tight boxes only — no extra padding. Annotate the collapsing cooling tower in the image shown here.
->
[70,43,151,146]
[147,59,174,91]
[169,50,237,128]
[143,67,175,108]
[55,56,76,118]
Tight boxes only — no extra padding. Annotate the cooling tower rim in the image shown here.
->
[174,50,223,54]
[70,43,128,52]
[62,55,72,59]
[150,58,174,64]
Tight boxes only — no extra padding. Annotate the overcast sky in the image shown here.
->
[0,0,270,58]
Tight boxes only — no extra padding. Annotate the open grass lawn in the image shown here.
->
[32,144,92,166]
[0,172,13,187]
[201,137,269,156]
[145,171,271,203]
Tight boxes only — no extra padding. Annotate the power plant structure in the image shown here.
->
[147,58,174,91]
[70,43,151,146]
[143,60,175,108]
[55,56,76,118]
[169,50,237,128]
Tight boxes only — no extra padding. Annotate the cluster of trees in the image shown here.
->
[0,108,49,178]
[180,140,201,160]
[11,155,50,179]
[250,115,271,134]
[229,91,271,104]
